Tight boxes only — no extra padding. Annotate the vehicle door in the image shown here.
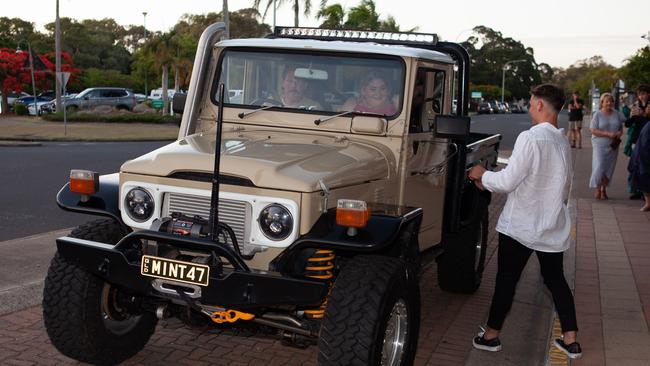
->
[81,89,101,109]
[98,89,118,108]
[403,65,453,250]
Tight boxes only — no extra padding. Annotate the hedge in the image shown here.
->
[42,112,180,124]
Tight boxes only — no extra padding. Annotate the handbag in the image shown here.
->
[610,136,622,150]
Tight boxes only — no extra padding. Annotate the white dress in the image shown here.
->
[589,110,624,188]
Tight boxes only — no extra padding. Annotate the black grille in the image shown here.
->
[168,172,255,187]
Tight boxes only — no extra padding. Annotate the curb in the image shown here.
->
[0,140,42,147]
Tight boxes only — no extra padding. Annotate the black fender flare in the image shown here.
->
[270,206,423,274]
[56,173,130,236]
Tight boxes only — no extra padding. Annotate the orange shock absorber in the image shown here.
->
[303,249,335,319]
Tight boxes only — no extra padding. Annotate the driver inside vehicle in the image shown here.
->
[342,73,398,116]
[280,67,322,110]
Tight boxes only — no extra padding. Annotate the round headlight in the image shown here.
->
[124,188,155,222]
[258,204,293,240]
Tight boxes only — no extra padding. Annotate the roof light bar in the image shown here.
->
[274,27,438,45]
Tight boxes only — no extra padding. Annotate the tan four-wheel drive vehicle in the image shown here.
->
[43,24,500,366]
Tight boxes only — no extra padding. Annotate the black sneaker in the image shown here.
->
[630,192,643,200]
[472,326,502,352]
[554,338,582,359]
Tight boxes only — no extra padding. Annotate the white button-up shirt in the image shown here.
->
[481,122,572,252]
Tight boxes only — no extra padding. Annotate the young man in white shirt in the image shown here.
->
[468,84,581,359]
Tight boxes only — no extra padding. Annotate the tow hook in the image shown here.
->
[210,309,255,324]
[174,289,254,324]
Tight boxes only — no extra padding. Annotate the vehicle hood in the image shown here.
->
[120,130,392,192]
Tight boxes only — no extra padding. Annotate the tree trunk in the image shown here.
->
[162,65,169,115]
[294,0,299,26]
[0,94,8,114]
[174,66,180,92]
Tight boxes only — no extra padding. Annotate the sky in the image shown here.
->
[5,0,650,69]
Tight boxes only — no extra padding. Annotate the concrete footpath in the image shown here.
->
[0,126,649,365]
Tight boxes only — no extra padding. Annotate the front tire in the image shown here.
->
[318,255,420,366]
[43,219,157,365]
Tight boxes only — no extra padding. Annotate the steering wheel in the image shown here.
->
[250,98,282,106]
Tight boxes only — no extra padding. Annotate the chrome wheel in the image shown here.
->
[101,283,141,335]
[381,299,408,366]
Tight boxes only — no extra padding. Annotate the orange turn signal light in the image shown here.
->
[336,199,370,228]
[69,170,99,195]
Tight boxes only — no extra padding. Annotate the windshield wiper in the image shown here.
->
[314,110,356,125]
[314,110,387,125]
[238,105,275,119]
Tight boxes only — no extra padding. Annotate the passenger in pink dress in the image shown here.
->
[343,74,397,116]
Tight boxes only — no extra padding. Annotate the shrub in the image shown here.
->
[42,111,180,124]
[13,103,29,116]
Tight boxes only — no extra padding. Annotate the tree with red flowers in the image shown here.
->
[0,48,77,114]
[0,48,30,113]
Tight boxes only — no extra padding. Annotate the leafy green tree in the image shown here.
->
[344,0,379,30]
[462,26,542,101]
[619,46,650,90]
[316,1,410,31]
[43,18,132,73]
[470,84,502,100]
[551,56,618,105]
[316,3,345,28]
[253,0,313,26]
[144,31,176,114]
[80,68,140,91]
[0,17,49,54]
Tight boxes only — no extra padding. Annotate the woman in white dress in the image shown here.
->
[589,93,624,199]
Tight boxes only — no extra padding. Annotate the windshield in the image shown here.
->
[213,49,405,118]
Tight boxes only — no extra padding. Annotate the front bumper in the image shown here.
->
[56,230,328,308]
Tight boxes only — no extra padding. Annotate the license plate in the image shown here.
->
[141,255,210,287]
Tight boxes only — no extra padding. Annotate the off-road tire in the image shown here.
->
[437,195,489,294]
[43,219,157,365]
[318,255,420,366]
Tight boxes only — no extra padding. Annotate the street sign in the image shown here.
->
[151,100,164,109]
[56,72,71,87]
[471,91,482,99]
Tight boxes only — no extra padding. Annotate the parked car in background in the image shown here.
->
[478,102,493,114]
[133,93,147,103]
[27,101,55,116]
[3,91,30,105]
[510,104,527,114]
[0,91,30,113]
[41,94,78,114]
[63,87,137,111]
[37,91,56,101]
[487,101,499,113]
[149,88,177,100]
[14,96,52,108]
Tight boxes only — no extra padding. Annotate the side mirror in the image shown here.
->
[434,115,470,139]
[172,92,187,114]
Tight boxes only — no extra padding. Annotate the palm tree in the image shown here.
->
[316,3,344,28]
[253,0,313,27]
[344,0,379,30]
[145,32,176,114]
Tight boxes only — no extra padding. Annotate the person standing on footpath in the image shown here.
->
[468,84,581,359]
[567,91,585,148]
[589,93,624,200]
[624,85,650,200]
[628,105,650,211]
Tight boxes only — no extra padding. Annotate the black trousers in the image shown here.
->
[487,234,578,333]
